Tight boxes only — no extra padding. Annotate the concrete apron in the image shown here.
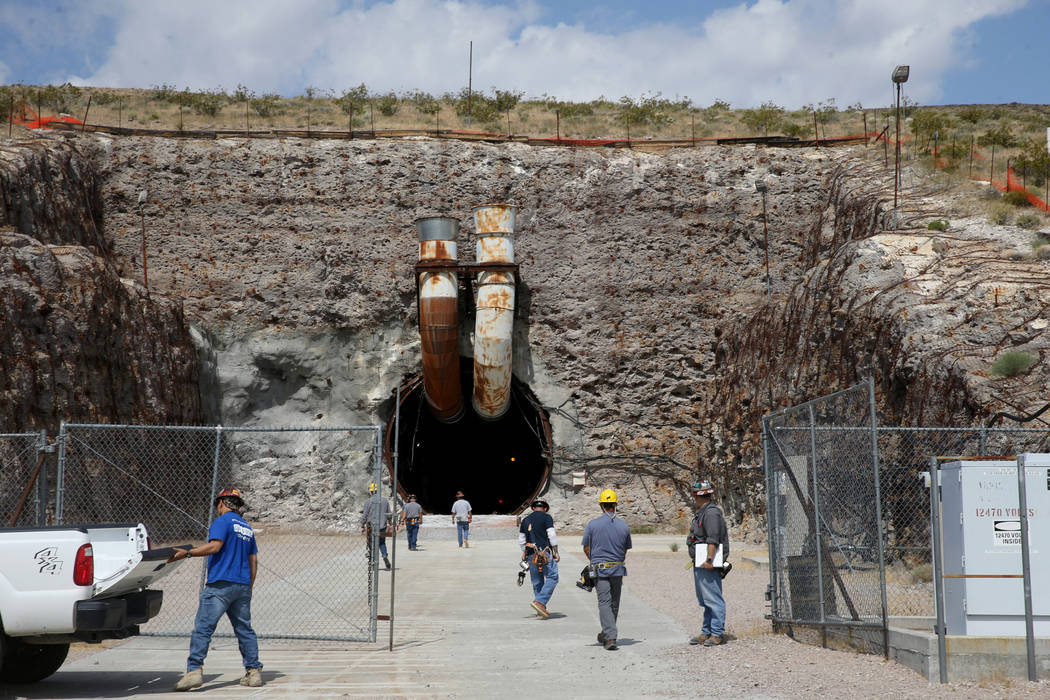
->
[16,529,690,699]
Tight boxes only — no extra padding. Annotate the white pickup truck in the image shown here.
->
[0,522,186,683]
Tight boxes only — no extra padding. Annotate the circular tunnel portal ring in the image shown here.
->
[384,367,552,515]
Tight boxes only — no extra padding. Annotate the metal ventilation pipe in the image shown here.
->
[472,203,516,421]
[416,217,464,423]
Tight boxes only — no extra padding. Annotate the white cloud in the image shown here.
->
[62,0,1027,108]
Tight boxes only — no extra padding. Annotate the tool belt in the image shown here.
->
[530,548,551,572]
[406,517,420,525]
[596,560,625,569]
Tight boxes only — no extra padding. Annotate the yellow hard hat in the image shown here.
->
[599,488,618,503]
[368,482,378,494]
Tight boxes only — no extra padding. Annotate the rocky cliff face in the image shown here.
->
[3,131,1044,533]
[0,229,202,431]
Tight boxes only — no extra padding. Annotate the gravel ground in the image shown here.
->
[624,541,1050,699]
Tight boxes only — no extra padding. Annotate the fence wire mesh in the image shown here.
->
[56,424,383,641]
[764,379,1050,633]
[0,432,47,528]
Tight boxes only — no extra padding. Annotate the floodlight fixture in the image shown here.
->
[755,180,768,193]
[892,65,910,84]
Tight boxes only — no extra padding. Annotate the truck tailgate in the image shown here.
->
[92,546,189,598]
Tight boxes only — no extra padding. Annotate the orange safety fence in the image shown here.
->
[9,103,83,130]
[930,141,1050,213]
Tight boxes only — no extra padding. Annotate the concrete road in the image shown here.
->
[3,524,691,699]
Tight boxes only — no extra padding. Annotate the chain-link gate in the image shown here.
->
[55,424,384,641]
[764,379,1050,643]
[1,431,48,528]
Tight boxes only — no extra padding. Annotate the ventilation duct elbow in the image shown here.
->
[416,217,464,423]
[472,204,516,421]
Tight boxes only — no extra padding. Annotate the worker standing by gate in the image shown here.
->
[361,482,392,570]
[519,498,559,618]
[687,478,728,646]
[582,489,632,651]
[169,488,264,691]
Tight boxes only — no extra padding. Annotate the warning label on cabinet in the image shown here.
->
[993,520,1021,545]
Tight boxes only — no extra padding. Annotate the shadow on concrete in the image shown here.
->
[1,670,288,697]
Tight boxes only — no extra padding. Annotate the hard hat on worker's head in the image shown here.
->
[692,479,715,497]
[531,499,549,510]
[599,489,618,504]
[214,488,245,509]
[368,482,379,494]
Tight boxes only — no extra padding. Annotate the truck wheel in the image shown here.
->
[0,636,70,683]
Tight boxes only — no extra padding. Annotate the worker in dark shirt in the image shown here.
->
[518,498,560,619]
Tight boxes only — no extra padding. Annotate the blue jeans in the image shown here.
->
[529,553,559,605]
[456,520,470,546]
[188,581,261,671]
[693,567,726,637]
[406,522,420,549]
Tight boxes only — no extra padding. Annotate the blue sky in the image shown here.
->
[0,0,1046,109]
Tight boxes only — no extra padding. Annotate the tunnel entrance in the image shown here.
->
[384,359,552,515]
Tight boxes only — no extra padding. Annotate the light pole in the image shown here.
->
[756,180,770,295]
[892,65,909,229]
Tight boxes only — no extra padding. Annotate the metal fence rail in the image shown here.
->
[0,431,48,527]
[763,380,1050,644]
[56,423,384,641]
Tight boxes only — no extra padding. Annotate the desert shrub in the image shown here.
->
[977,123,1016,148]
[740,101,785,136]
[39,82,83,113]
[957,107,984,124]
[89,89,119,106]
[336,84,369,114]
[988,203,1013,225]
[669,542,679,553]
[451,87,499,122]
[187,88,227,116]
[1017,213,1043,230]
[782,121,807,138]
[1003,190,1031,207]
[250,93,283,117]
[927,219,949,231]
[618,92,679,129]
[374,91,399,117]
[630,523,656,534]
[1030,234,1049,251]
[910,563,933,583]
[492,89,522,115]
[990,351,1036,377]
[231,84,254,102]
[406,90,440,115]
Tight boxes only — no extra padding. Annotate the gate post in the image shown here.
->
[36,430,48,526]
[56,422,68,524]
[868,378,890,659]
[200,425,223,592]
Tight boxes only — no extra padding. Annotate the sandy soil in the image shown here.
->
[625,546,1050,699]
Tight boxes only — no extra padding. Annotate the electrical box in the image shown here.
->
[939,455,1050,636]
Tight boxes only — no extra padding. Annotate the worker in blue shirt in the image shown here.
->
[582,488,632,651]
[519,498,560,619]
[170,488,263,691]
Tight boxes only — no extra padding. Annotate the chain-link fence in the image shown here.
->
[1,431,49,528]
[764,379,1050,641]
[55,424,384,641]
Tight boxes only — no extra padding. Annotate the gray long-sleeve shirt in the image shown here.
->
[687,501,728,562]
[361,494,391,529]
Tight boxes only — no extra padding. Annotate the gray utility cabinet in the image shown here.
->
[939,455,1050,636]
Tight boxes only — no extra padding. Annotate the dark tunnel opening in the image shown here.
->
[384,358,552,515]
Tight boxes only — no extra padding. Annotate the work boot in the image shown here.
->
[597,632,606,644]
[689,633,710,646]
[240,668,264,687]
[174,668,203,691]
[530,600,549,619]
[383,556,392,570]
[702,635,725,647]
[603,638,618,651]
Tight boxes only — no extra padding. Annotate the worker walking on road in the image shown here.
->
[687,478,729,647]
[400,493,423,550]
[582,489,632,651]
[361,482,392,570]
[451,490,472,547]
[169,488,264,691]
[519,498,560,619]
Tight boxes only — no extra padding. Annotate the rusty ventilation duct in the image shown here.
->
[472,204,516,421]
[416,217,464,423]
